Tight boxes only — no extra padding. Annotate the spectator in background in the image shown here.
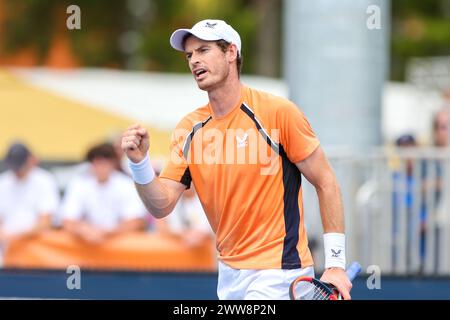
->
[429,108,449,273]
[0,142,58,244]
[431,109,448,211]
[433,109,448,149]
[158,185,213,248]
[61,143,147,244]
[391,134,418,273]
[443,88,450,105]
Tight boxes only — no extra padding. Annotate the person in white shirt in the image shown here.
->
[61,143,147,244]
[0,142,58,243]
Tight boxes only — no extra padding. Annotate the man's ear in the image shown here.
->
[228,44,238,62]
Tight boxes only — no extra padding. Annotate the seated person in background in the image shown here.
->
[0,142,58,243]
[61,143,147,244]
[429,108,449,273]
[391,134,427,273]
[158,185,213,248]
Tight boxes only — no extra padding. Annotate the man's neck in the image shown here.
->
[207,79,242,118]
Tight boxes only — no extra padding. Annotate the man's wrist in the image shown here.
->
[128,154,155,185]
[323,233,346,269]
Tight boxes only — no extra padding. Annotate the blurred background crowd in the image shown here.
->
[1,0,450,278]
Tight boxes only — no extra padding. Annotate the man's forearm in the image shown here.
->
[315,176,347,269]
[316,178,345,234]
[135,177,176,219]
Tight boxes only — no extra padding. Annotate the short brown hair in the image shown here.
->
[215,39,243,77]
[86,143,117,162]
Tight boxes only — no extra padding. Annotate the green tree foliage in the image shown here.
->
[1,0,260,73]
[2,0,55,61]
[391,0,450,80]
[137,0,259,73]
[1,0,129,66]
[2,0,449,80]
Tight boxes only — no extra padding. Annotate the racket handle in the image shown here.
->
[346,261,362,281]
[336,262,362,300]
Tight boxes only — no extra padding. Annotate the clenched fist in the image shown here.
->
[122,124,150,163]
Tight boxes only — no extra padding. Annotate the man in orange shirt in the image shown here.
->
[122,19,352,299]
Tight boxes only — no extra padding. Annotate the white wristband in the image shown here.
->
[323,233,346,269]
[128,154,155,185]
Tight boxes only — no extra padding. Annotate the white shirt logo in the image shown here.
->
[236,133,248,149]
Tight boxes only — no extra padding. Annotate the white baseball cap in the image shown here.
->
[170,19,241,55]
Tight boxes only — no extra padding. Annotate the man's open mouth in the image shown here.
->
[194,68,207,78]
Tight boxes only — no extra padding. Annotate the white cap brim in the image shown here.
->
[170,29,222,52]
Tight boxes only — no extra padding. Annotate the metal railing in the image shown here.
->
[304,147,450,275]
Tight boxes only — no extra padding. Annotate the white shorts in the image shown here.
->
[217,261,315,300]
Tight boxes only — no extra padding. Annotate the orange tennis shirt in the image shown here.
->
[160,86,320,269]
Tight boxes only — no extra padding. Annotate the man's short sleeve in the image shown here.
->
[277,102,320,163]
[159,119,192,189]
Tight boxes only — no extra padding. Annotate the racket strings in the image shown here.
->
[297,282,332,300]
[311,286,331,300]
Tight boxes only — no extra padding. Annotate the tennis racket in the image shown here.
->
[289,261,362,300]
